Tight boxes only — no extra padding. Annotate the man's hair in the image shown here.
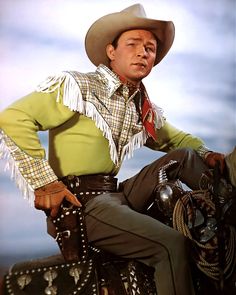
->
[111,30,159,49]
[111,32,122,49]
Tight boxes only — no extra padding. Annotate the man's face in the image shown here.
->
[106,29,157,86]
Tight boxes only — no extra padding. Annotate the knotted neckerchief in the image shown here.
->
[140,83,157,141]
[117,75,157,141]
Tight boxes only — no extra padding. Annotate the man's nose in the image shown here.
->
[137,46,148,57]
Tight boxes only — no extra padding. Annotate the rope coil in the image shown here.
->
[173,190,236,281]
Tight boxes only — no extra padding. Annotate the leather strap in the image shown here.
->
[61,174,118,205]
[62,174,117,191]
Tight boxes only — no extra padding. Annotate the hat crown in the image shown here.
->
[85,4,175,67]
[122,4,146,18]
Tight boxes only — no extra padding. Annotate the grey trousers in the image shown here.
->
[84,148,209,295]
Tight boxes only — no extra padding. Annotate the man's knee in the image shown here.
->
[168,147,198,161]
[151,148,199,173]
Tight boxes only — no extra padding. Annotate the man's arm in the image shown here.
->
[0,82,81,216]
[146,120,225,172]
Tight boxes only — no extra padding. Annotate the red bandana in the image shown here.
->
[140,84,157,141]
[118,75,157,141]
[117,75,157,141]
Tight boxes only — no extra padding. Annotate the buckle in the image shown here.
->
[55,230,71,241]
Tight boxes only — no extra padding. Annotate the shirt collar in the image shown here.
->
[96,64,141,101]
[95,64,157,141]
[96,64,122,98]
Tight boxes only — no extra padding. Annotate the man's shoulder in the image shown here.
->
[62,69,108,99]
[65,69,102,86]
[65,69,99,80]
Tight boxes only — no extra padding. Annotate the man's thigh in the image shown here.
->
[84,193,183,260]
[121,148,207,211]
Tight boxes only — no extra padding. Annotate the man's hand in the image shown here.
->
[205,152,225,174]
[34,181,81,217]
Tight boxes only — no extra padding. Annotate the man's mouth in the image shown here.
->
[132,62,146,68]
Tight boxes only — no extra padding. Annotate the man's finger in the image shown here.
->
[34,196,49,210]
[50,206,60,218]
[65,193,82,207]
[219,159,225,174]
[34,201,43,210]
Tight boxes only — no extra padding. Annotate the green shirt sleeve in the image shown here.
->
[0,84,75,158]
[0,84,75,194]
[145,120,207,153]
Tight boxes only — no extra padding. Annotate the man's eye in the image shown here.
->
[146,47,155,52]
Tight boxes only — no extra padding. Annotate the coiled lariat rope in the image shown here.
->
[173,190,236,281]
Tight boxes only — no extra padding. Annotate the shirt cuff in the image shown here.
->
[0,130,58,203]
[197,146,212,159]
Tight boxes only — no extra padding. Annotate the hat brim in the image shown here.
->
[85,12,175,67]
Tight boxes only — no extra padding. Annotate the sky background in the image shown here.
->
[0,0,235,274]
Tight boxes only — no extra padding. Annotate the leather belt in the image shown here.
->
[61,174,118,205]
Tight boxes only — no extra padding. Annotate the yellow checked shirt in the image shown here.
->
[0,65,208,201]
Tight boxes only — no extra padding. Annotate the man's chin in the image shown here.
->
[130,73,149,82]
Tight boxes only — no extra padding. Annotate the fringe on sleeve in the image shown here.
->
[0,130,58,206]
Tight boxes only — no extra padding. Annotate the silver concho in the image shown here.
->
[17,274,32,290]
[44,270,58,295]
[69,266,82,285]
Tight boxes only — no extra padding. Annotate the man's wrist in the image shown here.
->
[197,146,212,159]
[34,181,66,197]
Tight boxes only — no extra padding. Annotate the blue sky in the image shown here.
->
[0,0,235,272]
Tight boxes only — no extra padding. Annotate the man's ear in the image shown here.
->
[106,44,115,61]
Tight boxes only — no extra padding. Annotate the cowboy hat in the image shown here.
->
[85,4,175,67]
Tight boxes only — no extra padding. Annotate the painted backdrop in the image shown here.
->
[0,0,235,274]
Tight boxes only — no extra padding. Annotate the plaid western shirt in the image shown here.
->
[0,64,209,200]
